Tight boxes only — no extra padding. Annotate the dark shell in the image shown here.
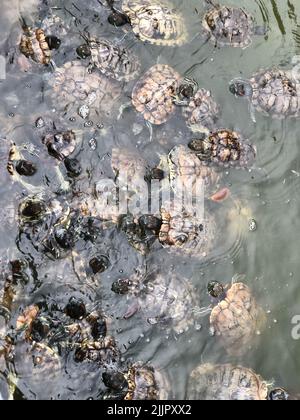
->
[189,129,256,169]
[202,6,254,48]
[43,130,76,161]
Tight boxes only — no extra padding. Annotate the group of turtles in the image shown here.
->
[0,0,298,400]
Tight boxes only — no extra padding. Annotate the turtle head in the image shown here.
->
[207,281,225,299]
[76,44,91,59]
[229,79,253,98]
[173,78,198,106]
[268,388,289,401]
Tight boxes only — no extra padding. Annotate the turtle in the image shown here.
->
[159,202,216,258]
[166,145,220,197]
[46,61,122,119]
[187,363,270,400]
[202,1,266,49]
[77,37,141,82]
[229,68,300,121]
[208,281,266,356]
[19,25,51,65]
[188,129,256,169]
[182,88,220,134]
[124,362,170,400]
[132,64,181,125]
[122,0,188,46]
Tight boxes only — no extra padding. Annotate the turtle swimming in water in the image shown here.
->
[187,363,288,400]
[188,129,256,169]
[122,0,188,46]
[202,0,266,49]
[132,64,181,125]
[77,37,141,82]
[208,281,266,356]
[229,68,300,121]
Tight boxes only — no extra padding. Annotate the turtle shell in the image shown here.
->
[250,68,300,118]
[132,64,181,125]
[202,6,254,48]
[187,363,268,400]
[168,145,219,196]
[137,273,197,335]
[183,88,220,133]
[19,28,51,65]
[159,202,216,258]
[46,61,122,117]
[122,0,187,46]
[210,283,266,356]
[189,129,256,169]
[125,362,170,400]
[88,38,141,82]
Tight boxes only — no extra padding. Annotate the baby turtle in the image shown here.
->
[46,61,122,118]
[202,1,265,49]
[230,68,300,121]
[124,362,170,400]
[122,0,187,46]
[208,282,266,356]
[167,145,220,196]
[159,202,216,258]
[183,88,220,134]
[77,38,140,82]
[132,64,181,125]
[188,129,256,169]
[187,363,269,400]
[19,26,51,65]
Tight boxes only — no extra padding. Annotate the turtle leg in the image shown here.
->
[117,101,132,120]
[54,165,70,193]
[145,121,153,142]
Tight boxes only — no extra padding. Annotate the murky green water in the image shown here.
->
[1,0,300,400]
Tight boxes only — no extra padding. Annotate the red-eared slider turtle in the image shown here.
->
[183,88,220,134]
[46,61,122,118]
[159,202,216,258]
[19,26,51,65]
[188,129,256,169]
[208,282,266,356]
[202,1,265,49]
[187,363,269,400]
[77,37,140,82]
[124,362,170,400]
[229,68,300,121]
[132,64,181,125]
[122,0,188,46]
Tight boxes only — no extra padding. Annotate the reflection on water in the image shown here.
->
[0,0,300,400]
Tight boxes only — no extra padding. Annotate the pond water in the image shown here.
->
[0,0,300,400]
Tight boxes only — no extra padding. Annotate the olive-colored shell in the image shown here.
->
[168,145,219,196]
[250,68,300,119]
[125,362,170,400]
[122,0,187,46]
[183,89,220,133]
[187,363,268,400]
[47,61,122,116]
[189,129,256,169]
[210,283,266,356]
[89,38,141,82]
[19,28,51,64]
[137,273,197,334]
[159,202,216,258]
[202,6,254,48]
[132,64,181,125]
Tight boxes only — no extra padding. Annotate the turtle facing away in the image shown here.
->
[46,61,122,117]
[77,38,141,82]
[229,68,300,120]
[122,0,188,46]
[183,88,220,134]
[209,282,266,356]
[187,363,269,400]
[132,64,181,125]
[19,26,51,65]
[188,129,256,169]
[202,1,264,49]
[125,362,170,400]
